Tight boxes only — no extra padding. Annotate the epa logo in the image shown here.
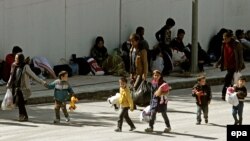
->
[231,131,247,138]
[227,125,249,141]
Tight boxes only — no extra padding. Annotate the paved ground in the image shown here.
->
[0,84,249,141]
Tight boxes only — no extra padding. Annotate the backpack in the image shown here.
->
[74,58,91,75]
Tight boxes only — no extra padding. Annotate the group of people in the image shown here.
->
[1,17,248,135]
[114,26,248,132]
[208,28,250,62]
[114,72,247,133]
[3,52,75,122]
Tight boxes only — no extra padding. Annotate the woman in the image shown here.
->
[145,70,171,133]
[216,31,245,100]
[7,53,46,121]
[129,33,148,90]
[90,36,109,67]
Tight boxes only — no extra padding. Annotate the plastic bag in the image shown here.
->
[139,105,151,122]
[233,72,242,84]
[1,89,15,110]
[226,87,239,106]
[132,81,151,106]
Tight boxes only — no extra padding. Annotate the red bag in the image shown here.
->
[87,58,104,75]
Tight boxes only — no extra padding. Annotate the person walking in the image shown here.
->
[232,76,247,125]
[47,70,75,123]
[6,53,46,121]
[114,77,136,132]
[215,31,245,101]
[145,70,171,133]
[192,75,212,125]
[129,33,148,90]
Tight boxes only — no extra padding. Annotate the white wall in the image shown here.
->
[2,0,65,65]
[65,0,119,60]
[121,0,192,48]
[0,0,250,65]
[0,0,5,59]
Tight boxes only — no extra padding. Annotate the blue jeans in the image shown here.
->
[197,105,208,122]
[232,101,244,124]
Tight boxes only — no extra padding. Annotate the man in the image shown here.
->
[216,31,245,101]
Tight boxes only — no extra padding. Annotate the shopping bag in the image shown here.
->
[226,87,239,106]
[140,105,151,122]
[1,89,15,110]
[132,81,151,106]
[233,72,242,84]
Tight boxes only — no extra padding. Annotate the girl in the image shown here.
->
[145,70,171,133]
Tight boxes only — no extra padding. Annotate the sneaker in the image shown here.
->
[114,128,121,132]
[66,117,70,122]
[129,127,136,131]
[19,116,28,122]
[196,121,201,125]
[145,127,153,132]
[164,127,171,133]
[53,119,60,124]
[234,120,239,125]
[205,119,208,124]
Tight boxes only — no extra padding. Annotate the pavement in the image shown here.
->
[0,84,250,141]
[1,62,250,105]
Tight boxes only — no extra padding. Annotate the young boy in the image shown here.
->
[115,77,136,132]
[47,70,75,123]
[232,76,247,125]
[192,75,212,125]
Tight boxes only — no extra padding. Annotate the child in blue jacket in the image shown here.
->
[48,70,75,123]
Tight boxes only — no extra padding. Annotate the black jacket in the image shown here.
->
[192,83,212,106]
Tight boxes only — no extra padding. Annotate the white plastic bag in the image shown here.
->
[139,105,151,122]
[226,87,239,106]
[233,72,242,84]
[1,89,15,110]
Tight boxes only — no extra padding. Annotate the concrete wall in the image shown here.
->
[0,0,250,65]
[121,0,192,49]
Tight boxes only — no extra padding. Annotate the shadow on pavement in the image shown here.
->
[0,106,116,128]
[170,132,218,140]
[133,130,174,137]
[0,121,39,127]
[208,123,227,128]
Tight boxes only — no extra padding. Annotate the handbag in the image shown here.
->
[132,81,151,106]
[1,89,15,110]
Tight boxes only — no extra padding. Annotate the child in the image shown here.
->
[47,71,75,123]
[114,77,136,132]
[192,75,212,125]
[145,70,171,133]
[232,76,247,125]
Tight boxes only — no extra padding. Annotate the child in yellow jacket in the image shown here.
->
[114,77,136,132]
